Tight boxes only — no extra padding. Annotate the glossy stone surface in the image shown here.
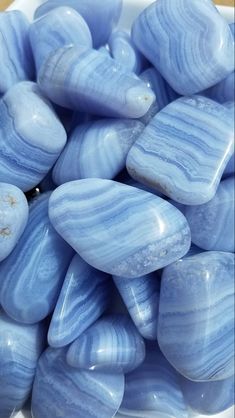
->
[0,183,28,262]
[124,177,164,198]
[0,11,34,94]
[67,314,145,373]
[34,0,123,48]
[0,82,67,192]
[132,0,234,95]
[158,251,235,381]
[185,177,235,252]
[127,96,234,205]
[53,119,144,185]
[49,179,191,278]
[0,193,74,324]
[31,347,124,418]
[30,7,92,72]
[48,254,111,348]
[118,347,188,418]
[203,71,234,104]
[113,273,160,340]
[0,310,45,418]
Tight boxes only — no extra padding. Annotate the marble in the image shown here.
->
[185,177,235,252]
[0,82,67,192]
[48,254,111,348]
[29,7,92,72]
[127,96,234,205]
[158,251,235,381]
[34,0,123,48]
[48,179,191,278]
[0,309,45,418]
[53,119,144,185]
[67,314,145,373]
[0,183,28,262]
[38,46,155,118]
[113,273,160,340]
[31,347,124,418]
[0,193,74,324]
[131,0,234,95]
[0,11,34,95]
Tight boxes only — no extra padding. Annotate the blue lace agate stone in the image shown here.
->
[124,177,164,198]
[49,179,191,278]
[131,0,234,95]
[203,71,234,104]
[48,254,111,348]
[185,177,235,252]
[31,347,124,418]
[0,310,45,418]
[127,96,234,205]
[29,7,92,72]
[0,11,34,94]
[53,119,144,185]
[38,46,155,118]
[158,251,235,381]
[0,82,67,192]
[0,183,28,262]
[0,193,74,324]
[113,273,160,340]
[34,0,122,48]
[67,314,145,373]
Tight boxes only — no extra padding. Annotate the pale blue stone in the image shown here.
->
[0,183,28,262]
[0,82,67,192]
[34,0,123,48]
[48,254,111,348]
[123,177,164,198]
[0,309,45,418]
[203,72,234,103]
[0,193,74,324]
[132,0,234,95]
[185,177,234,252]
[31,347,124,418]
[53,119,144,185]
[67,314,145,373]
[49,179,191,278]
[0,11,34,94]
[127,96,234,205]
[113,273,160,340]
[223,102,235,178]
[158,251,235,381]
[38,46,155,118]
[230,22,235,37]
[29,7,92,72]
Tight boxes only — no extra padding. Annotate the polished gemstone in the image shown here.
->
[223,102,234,178]
[53,119,144,185]
[0,82,67,192]
[124,177,164,198]
[185,177,235,252]
[48,254,111,348]
[131,0,234,95]
[67,314,145,373]
[0,193,74,324]
[31,347,124,418]
[0,183,28,262]
[127,96,234,205]
[49,179,191,278]
[158,251,235,381]
[203,71,234,104]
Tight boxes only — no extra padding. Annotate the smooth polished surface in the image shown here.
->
[48,254,111,348]
[185,177,235,252]
[53,119,144,185]
[0,10,34,94]
[30,7,92,71]
[113,273,160,340]
[0,193,74,324]
[67,314,145,373]
[0,182,28,262]
[31,347,124,418]
[0,82,67,191]
[132,0,234,95]
[49,179,191,278]
[158,251,235,381]
[127,96,234,205]
[0,310,45,418]
[203,71,234,103]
